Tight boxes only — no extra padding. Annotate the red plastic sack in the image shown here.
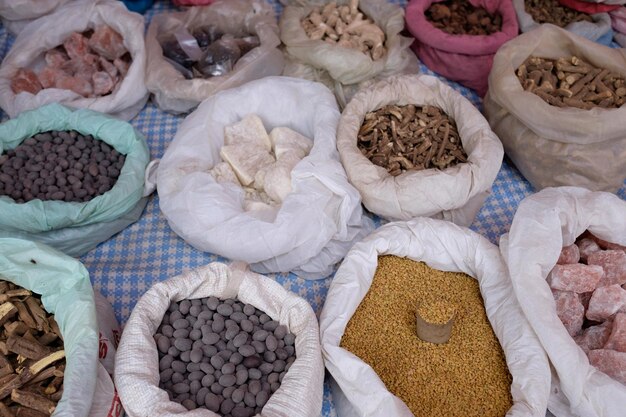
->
[405,0,518,96]
[558,0,620,13]
[172,0,215,5]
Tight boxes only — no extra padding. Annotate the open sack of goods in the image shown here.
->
[0,238,112,417]
[0,103,150,257]
[513,0,613,44]
[279,0,417,107]
[156,76,372,279]
[611,7,626,46]
[500,187,626,417]
[336,74,503,225]
[115,262,324,417]
[0,0,97,35]
[145,0,285,114]
[319,217,551,417]
[0,0,148,121]
[484,25,626,192]
[405,0,518,96]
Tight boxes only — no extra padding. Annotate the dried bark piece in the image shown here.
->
[586,285,626,322]
[604,312,626,352]
[553,290,585,337]
[557,244,580,265]
[92,71,114,96]
[6,336,49,361]
[588,349,626,384]
[547,264,604,293]
[574,320,613,354]
[10,390,55,415]
[10,69,42,95]
[588,250,626,287]
[88,25,127,61]
[62,32,89,61]
[0,304,17,327]
[577,237,602,263]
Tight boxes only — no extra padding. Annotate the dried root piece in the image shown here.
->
[517,56,626,109]
[524,0,593,27]
[426,0,502,36]
[357,104,468,176]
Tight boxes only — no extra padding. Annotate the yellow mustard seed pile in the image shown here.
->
[340,256,513,417]
[417,300,456,324]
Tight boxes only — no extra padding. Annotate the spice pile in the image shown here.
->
[211,114,313,210]
[160,26,259,79]
[156,296,297,417]
[524,0,593,27]
[357,104,467,176]
[549,232,626,385]
[301,0,386,60]
[426,0,503,36]
[517,56,626,109]
[0,130,125,203]
[11,25,131,97]
[341,256,513,417]
[0,281,66,416]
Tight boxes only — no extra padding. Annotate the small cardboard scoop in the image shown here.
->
[415,301,455,344]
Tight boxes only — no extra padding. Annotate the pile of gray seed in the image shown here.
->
[156,297,297,417]
[0,130,125,203]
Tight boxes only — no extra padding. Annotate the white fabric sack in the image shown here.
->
[0,0,97,35]
[157,76,373,279]
[279,0,417,96]
[337,74,503,224]
[0,1,149,121]
[484,25,626,193]
[115,262,324,417]
[319,217,551,417]
[500,187,626,417]
[145,0,285,114]
[513,0,612,41]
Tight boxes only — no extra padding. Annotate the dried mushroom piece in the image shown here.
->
[357,104,468,176]
[426,0,503,36]
[0,281,65,416]
[524,0,593,27]
[517,56,626,109]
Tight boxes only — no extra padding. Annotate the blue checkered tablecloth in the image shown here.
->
[0,1,625,416]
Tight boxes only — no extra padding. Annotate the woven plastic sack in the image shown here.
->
[500,187,626,417]
[279,0,416,105]
[337,74,503,225]
[484,25,626,193]
[513,0,612,43]
[0,0,149,121]
[558,0,620,13]
[319,217,551,417]
[0,0,95,35]
[405,0,518,96]
[115,262,324,417]
[157,76,372,279]
[0,103,150,257]
[0,238,98,417]
[145,0,285,114]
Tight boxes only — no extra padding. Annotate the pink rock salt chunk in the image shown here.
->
[92,71,114,95]
[588,250,626,287]
[574,321,613,354]
[580,291,593,312]
[554,290,585,337]
[88,25,126,60]
[588,349,626,385]
[38,67,64,89]
[63,32,89,61]
[586,285,626,322]
[548,264,604,293]
[99,57,118,78]
[589,233,626,252]
[44,48,68,68]
[558,244,581,265]
[55,75,93,97]
[113,56,130,78]
[11,68,42,94]
[577,238,601,263]
[605,313,626,353]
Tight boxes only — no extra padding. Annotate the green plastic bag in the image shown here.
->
[0,103,150,256]
[0,237,98,417]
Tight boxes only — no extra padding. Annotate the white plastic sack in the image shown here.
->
[0,1,149,121]
[145,0,285,114]
[115,262,324,417]
[319,217,551,417]
[337,74,503,225]
[0,238,98,417]
[500,187,626,417]
[484,25,626,193]
[279,0,418,106]
[0,0,96,35]
[157,76,372,279]
[513,0,612,41]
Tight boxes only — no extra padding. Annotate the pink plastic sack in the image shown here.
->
[405,0,518,96]
[558,0,621,13]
